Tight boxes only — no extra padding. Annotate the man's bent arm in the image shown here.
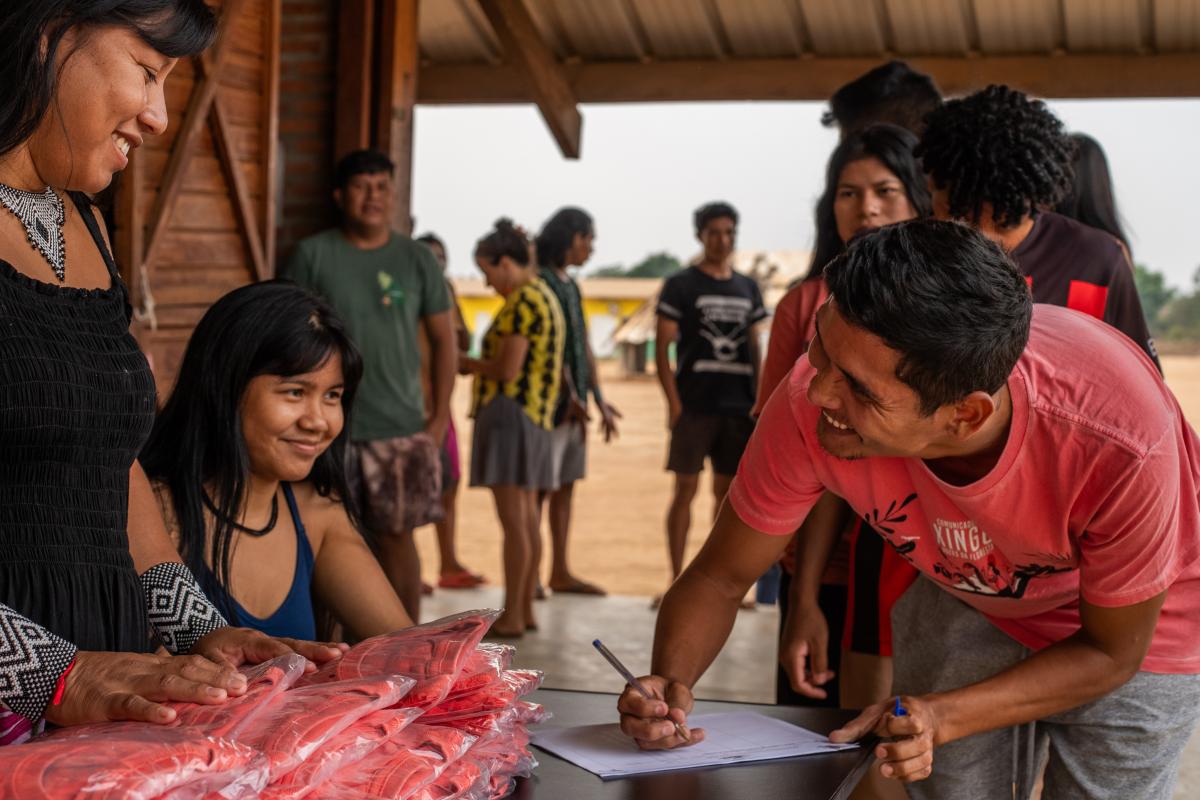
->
[838,588,1167,761]
[925,591,1164,746]
[651,501,791,688]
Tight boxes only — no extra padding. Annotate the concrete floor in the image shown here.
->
[423,587,779,703]
[422,588,1200,798]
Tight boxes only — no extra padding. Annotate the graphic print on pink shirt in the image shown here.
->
[730,305,1200,674]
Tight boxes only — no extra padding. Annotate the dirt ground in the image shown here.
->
[416,356,1200,596]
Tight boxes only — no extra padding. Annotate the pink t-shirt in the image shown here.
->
[729,304,1200,674]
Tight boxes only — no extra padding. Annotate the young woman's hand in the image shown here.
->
[192,627,346,673]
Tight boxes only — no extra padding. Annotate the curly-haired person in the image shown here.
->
[917,85,1160,370]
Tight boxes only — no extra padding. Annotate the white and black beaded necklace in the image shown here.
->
[0,183,66,282]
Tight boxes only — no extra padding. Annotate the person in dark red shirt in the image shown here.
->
[916,85,1160,371]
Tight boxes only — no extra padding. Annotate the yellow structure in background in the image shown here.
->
[453,277,659,357]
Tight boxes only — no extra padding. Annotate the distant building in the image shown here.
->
[452,277,660,358]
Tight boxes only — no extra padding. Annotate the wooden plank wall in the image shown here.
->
[277,0,340,261]
[114,0,281,394]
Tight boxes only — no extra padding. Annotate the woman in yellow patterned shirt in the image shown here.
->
[460,219,565,637]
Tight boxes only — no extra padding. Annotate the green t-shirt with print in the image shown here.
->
[285,229,450,441]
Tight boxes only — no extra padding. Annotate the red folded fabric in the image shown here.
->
[408,756,488,800]
[0,726,266,799]
[261,707,424,800]
[235,674,414,781]
[422,668,544,725]
[171,654,307,739]
[471,725,535,800]
[440,644,514,702]
[321,723,476,800]
[299,611,499,710]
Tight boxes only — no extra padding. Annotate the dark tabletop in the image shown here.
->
[512,688,871,800]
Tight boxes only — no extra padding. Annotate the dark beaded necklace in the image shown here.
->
[201,491,279,537]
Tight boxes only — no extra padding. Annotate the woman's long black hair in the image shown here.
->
[803,123,931,282]
[141,280,364,618]
[1055,132,1130,254]
[535,207,593,268]
[0,1,217,159]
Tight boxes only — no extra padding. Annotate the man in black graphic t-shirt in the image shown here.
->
[655,202,766,596]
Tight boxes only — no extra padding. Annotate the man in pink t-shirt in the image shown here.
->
[616,220,1200,799]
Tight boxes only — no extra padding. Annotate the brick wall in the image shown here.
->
[277,0,339,268]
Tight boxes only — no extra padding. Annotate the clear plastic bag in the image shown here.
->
[234,674,414,781]
[0,726,268,799]
[171,653,307,739]
[408,756,490,800]
[260,707,424,800]
[470,726,536,800]
[300,610,500,710]
[513,700,548,726]
[320,723,477,800]
[440,644,514,703]
[421,669,544,725]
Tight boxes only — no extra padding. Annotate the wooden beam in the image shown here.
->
[335,0,375,159]
[210,92,268,282]
[376,0,419,235]
[142,0,246,269]
[418,53,1200,103]
[476,0,582,158]
[262,0,282,274]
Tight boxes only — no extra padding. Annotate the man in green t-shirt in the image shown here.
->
[284,150,457,621]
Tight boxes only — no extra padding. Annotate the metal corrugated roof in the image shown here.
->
[421,0,1200,63]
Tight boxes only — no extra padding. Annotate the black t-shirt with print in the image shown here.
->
[657,266,767,416]
[1011,211,1160,370]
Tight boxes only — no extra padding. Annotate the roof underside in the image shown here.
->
[416,0,1200,101]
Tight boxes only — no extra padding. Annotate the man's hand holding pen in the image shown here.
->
[616,674,706,751]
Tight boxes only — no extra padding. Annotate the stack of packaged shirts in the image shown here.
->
[0,610,547,800]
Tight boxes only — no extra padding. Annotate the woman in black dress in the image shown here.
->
[0,1,341,743]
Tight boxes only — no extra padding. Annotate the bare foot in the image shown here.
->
[490,612,525,639]
[739,596,757,610]
[534,584,548,601]
[548,575,607,596]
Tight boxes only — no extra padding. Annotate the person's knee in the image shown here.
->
[672,474,700,503]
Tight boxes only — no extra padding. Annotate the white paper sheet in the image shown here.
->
[531,711,858,779]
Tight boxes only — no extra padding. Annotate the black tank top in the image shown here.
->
[0,192,156,653]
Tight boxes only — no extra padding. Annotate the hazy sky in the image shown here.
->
[412,98,1200,289]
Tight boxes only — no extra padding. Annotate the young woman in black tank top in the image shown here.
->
[0,1,340,740]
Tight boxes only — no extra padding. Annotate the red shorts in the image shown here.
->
[842,519,919,657]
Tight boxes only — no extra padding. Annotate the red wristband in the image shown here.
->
[51,658,77,706]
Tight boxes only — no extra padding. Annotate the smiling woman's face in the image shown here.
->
[26,26,176,192]
[239,353,346,483]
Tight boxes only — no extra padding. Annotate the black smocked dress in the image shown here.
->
[0,192,156,655]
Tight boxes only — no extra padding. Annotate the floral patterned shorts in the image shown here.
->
[347,433,444,536]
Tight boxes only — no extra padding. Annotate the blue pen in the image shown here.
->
[893,697,907,717]
[593,639,690,742]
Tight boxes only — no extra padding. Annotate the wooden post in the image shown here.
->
[376,0,419,235]
[336,0,375,160]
